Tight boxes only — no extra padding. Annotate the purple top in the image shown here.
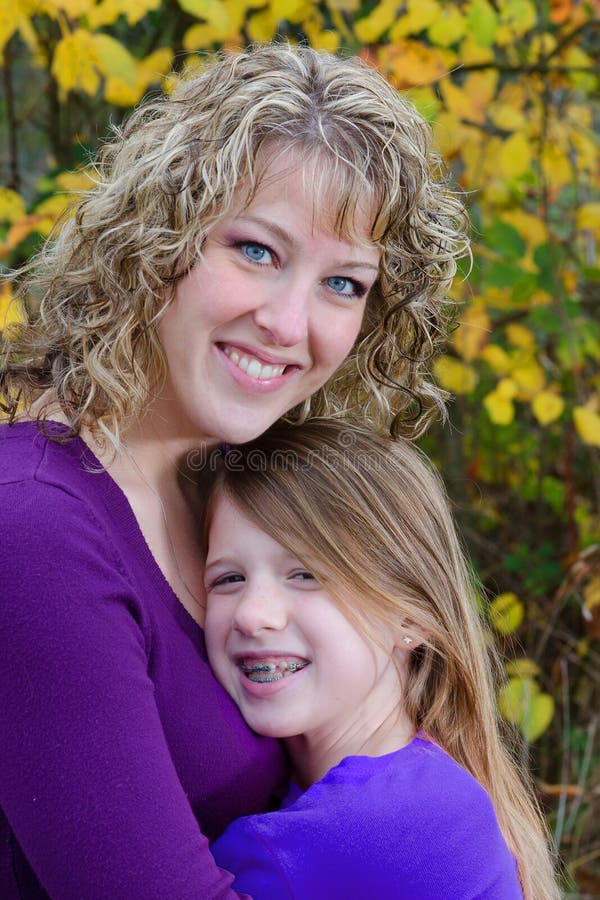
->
[212,735,523,899]
[0,421,286,899]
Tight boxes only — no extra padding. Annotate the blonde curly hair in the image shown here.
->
[1,42,468,442]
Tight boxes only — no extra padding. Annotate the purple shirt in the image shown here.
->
[212,735,524,899]
[0,421,286,899]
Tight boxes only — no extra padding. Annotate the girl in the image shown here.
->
[193,419,559,900]
[0,43,466,898]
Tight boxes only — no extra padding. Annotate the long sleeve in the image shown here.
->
[212,738,524,900]
[0,423,284,899]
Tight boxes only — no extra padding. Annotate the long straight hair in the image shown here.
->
[193,418,559,900]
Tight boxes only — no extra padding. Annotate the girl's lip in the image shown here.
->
[215,343,302,394]
[237,657,310,700]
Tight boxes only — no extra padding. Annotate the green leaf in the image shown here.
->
[466,0,498,46]
[485,262,524,288]
[487,219,526,260]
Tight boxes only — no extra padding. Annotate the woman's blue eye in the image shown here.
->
[326,276,361,297]
[241,242,271,264]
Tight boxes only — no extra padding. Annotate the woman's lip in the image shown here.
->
[215,344,301,392]
[217,341,303,368]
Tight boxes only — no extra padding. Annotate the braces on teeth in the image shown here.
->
[241,660,309,682]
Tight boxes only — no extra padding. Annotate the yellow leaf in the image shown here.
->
[246,6,286,41]
[521,693,554,742]
[428,6,467,46]
[326,0,360,9]
[92,33,136,85]
[432,111,472,158]
[490,592,524,635]
[458,34,494,65]
[379,42,449,90]
[453,302,490,361]
[87,0,122,27]
[577,203,600,233]
[354,0,397,42]
[574,407,600,448]
[0,282,23,330]
[104,76,145,106]
[505,658,540,678]
[489,102,526,132]
[390,0,440,40]
[481,344,511,375]
[498,132,532,179]
[512,360,545,397]
[499,676,538,722]
[571,132,597,174]
[540,145,572,188]
[498,0,536,35]
[0,188,26,223]
[484,387,515,424]
[121,0,162,25]
[302,17,340,51]
[0,6,21,55]
[433,357,477,394]
[51,29,100,97]
[584,579,600,613]
[499,676,554,741]
[55,169,96,192]
[506,323,534,349]
[497,377,518,399]
[32,194,77,236]
[500,210,547,249]
[53,0,93,14]
[532,391,564,426]
[527,32,556,63]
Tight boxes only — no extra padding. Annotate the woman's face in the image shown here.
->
[204,494,404,745]
[155,153,381,448]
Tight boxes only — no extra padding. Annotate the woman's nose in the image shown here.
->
[253,279,311,348]
[232,588,288,636]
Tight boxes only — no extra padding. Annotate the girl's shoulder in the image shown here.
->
[214,735,523,899]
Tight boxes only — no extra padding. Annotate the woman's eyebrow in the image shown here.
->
[238,214,380,271]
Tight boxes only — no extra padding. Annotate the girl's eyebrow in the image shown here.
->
[237,214,380,272]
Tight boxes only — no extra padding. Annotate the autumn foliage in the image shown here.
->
[1,0,599,888]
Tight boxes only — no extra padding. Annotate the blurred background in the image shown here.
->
[1,0,598,894]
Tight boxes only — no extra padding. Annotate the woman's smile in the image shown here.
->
[153,149,381,449]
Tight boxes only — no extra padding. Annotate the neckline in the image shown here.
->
[15,418,206,641]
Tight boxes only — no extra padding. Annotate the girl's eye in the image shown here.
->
[240,242,272,265]
[291,570,317,582]
[325,276,366,298]
[210,573,245,589]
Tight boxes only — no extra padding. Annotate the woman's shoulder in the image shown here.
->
[0,419,98,495]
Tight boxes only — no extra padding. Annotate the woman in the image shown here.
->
[195,419,559,900]
[0,44,466,898]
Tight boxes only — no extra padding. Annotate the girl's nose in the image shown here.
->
[253,279,311,348]
[232,588,288,636]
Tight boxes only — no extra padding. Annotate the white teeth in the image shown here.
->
[247,358,261,378]
[240,658,310,682]
[222,346,286,380]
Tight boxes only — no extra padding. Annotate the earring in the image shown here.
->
[402,636,413,645]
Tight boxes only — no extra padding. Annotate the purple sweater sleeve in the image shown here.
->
[0,425,285,899]
[211,738,524,900]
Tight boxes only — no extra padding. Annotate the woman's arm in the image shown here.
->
[0,479,249,900]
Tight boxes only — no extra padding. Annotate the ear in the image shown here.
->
[393,620,427,653]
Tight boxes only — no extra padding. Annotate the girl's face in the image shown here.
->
[155,152,381,448]
[204,494,404,746]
